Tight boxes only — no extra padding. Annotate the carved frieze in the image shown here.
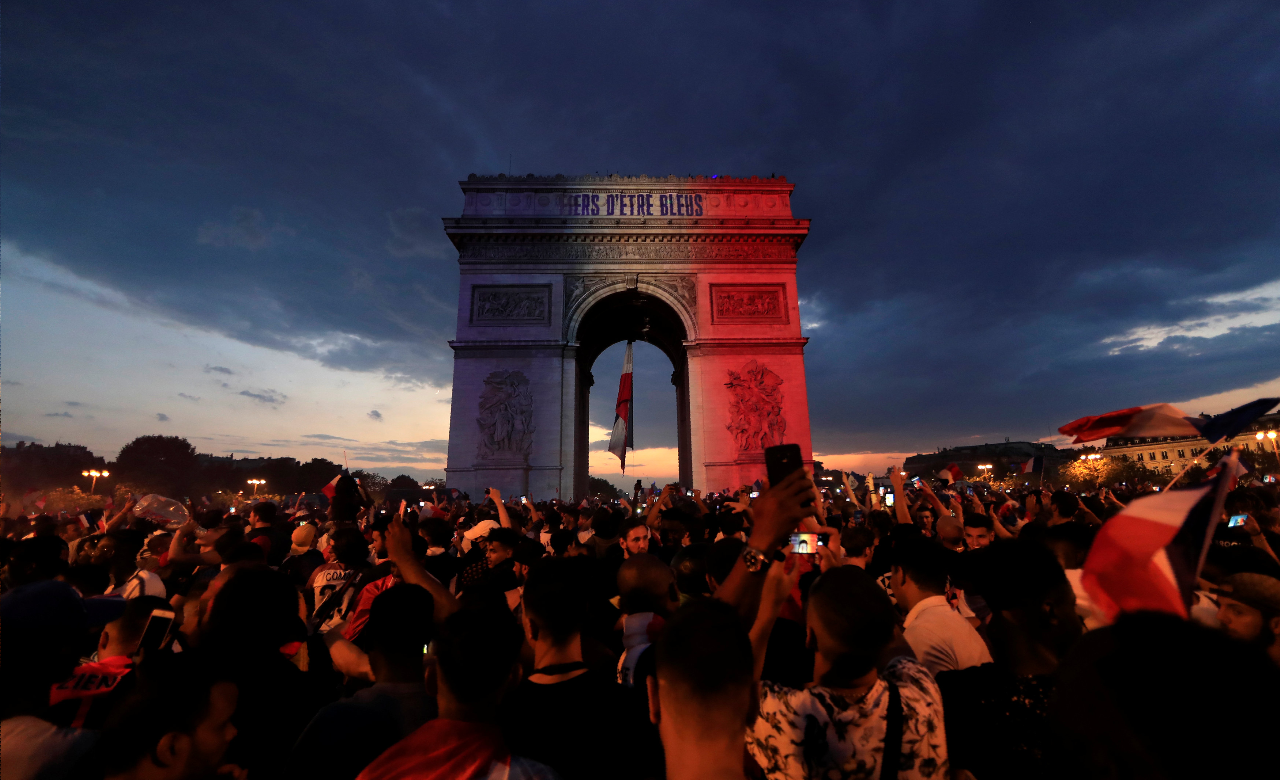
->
[564,276,621,314]
[710,284,788,324]
[477,370,535,461]
[461,243,795,262]
[725,360,787,452]
[470,285,551,325]
[647,276,697,314]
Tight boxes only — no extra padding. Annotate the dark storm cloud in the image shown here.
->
[5,2,1280,451]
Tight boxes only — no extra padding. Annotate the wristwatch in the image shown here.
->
[741,545,771,574]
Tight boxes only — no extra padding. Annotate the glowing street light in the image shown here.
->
[81,470,109,494]
[247,478,266,496]
[978,464,992,480]
[1260,430,1280,467]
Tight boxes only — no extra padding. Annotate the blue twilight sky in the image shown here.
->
[4,1,1280,487]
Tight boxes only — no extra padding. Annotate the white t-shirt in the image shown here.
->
[902,595,992,676]
[109,570,166,600]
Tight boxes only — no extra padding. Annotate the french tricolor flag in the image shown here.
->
[936,464,963,484]
[607,342,635,472]
[1058,403,1202,444]
[1081,452,1235,624]
[1014,456,1043,475]
[322,469,351,500]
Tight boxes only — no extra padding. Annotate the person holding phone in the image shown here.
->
[48,596,173,729]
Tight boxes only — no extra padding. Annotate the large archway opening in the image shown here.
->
[574,291,691,498]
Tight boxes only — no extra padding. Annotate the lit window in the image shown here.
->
[1177,450,1185,459]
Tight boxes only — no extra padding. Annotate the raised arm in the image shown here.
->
[167,520,221,566]
[386,503,459,625]
[750,556,802,681]
[888,468,913,526]
[714,469,817,621]
[105,497,137,531]
[488,488,513,528]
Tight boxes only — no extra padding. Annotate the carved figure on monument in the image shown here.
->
[725,360,787,452]
[471,286,550,324]
[477,370,535,460]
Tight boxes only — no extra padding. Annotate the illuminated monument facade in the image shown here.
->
[443,174,813,500]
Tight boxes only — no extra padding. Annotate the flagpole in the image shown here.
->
[1165,436,1227,489]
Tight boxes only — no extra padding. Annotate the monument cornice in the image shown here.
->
[461,172,794,189]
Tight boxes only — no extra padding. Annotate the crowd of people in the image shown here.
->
[3,463,1280,780]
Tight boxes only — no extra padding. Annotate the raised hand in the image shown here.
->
[748,469,819,554]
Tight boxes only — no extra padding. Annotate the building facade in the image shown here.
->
[1100,411,1280,474]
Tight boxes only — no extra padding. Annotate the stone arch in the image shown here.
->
[569,289,693,497]
[564,275,698,345]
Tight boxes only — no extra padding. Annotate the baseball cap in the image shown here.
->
[463,519,500,542]
[1219,572,1280,614]
[291,524,317,555]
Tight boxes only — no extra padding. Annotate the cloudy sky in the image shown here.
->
[4,2,1280,489]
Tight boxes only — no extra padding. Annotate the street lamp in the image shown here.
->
[247,479,266,496]
[81,470,109,494]
[1260,430,1280,468]
[978,464,992,481]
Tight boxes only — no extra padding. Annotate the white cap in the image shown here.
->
[463,519,499,541]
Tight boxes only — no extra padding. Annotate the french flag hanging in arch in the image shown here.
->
[608,342,635,471]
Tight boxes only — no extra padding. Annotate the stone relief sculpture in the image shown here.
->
[712,286,786,322]
[477,370,535,460]
[725,360,787,451]
[646,275,697,313]
[564,276,620,314]
[471,286,550,323]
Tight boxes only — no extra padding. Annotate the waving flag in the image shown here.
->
[1205,456,1250,489]
[1195,398,1280,444]
[607,342,635,471]
[936,464,963,484]
[1013,456,1044,475]
[1081,453,1235,624]
[321,468,352,500]
[1059,403,1202,444]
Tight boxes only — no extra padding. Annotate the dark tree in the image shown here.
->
[588,476,623,498]
[115,435,200,496]
[350,470,389,494]
[388,474,420,491]
[298,458,342,493]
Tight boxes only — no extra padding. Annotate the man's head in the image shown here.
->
[706,538,746,593]
[485,527,521,568]
[670,543,712,596]
[620,518,651,558]
[968,539,1081,660]
[618,553,680,617]
[806,566,898,688]
[963,514,994,550]
[649,599,755,747]
[889,537,949,609]
[420,517,454,548]
[95,653,238,780]
[362,584,434,678]
[434,604,524,717]
[936,516,964,551]
[1049,490,1079,522]
[99,595,172,660]
[329,526,372,568]
[840,527,877,567]
[915,506,937,530]
[1217,572,1280,653]
[249,501,277,527]
[522,557,591,647]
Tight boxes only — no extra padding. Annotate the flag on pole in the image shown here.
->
[607,342,635,471]
[936,464,963,484]
[78,514,91,529]
[35,495,47,511]
[103,496,115,513]
[1013,456,1044,475]
[322,469,351,500]
[1081,453,1235,624]
[1205,456,1250,489]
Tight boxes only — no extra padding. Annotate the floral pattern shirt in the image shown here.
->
[747,657,947,780]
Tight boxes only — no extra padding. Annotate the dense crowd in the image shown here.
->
[3,464,1279,780]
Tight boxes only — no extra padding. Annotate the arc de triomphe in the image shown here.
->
[442,173,813,500]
